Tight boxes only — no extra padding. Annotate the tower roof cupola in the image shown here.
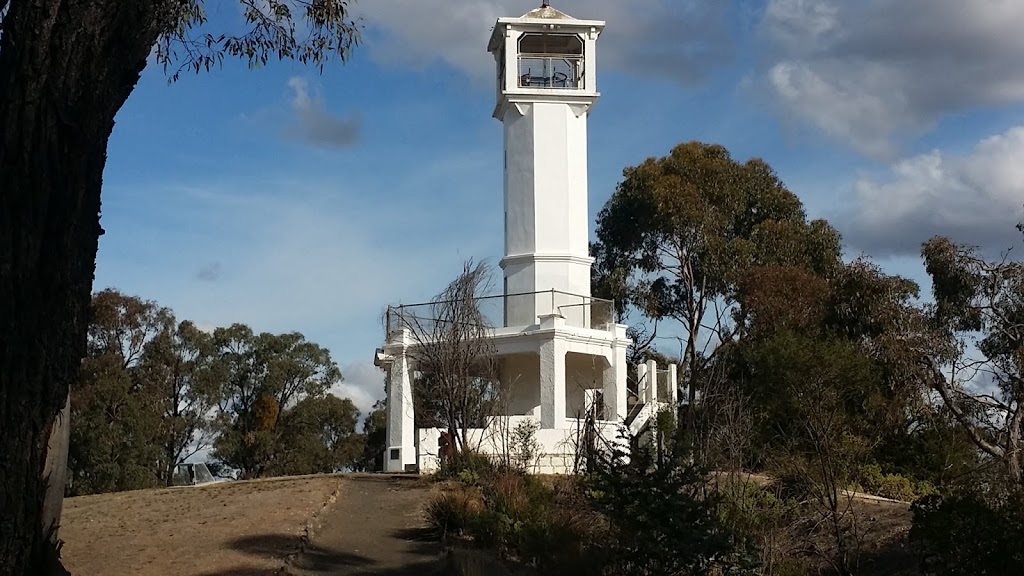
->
[521,2,575,20]
[487,2,604,114]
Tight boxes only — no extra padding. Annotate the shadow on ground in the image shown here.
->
[199,475,458,575]
[287,527,451,575]
[857,539,919,576]
[191,533,305,576]
[192,529,451,575]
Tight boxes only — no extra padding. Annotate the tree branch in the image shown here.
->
[929,359,1006,458]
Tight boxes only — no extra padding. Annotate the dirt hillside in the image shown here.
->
[61,475,343,576]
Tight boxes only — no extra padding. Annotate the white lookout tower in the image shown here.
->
[487,1,604,327]
[375,4,675,475]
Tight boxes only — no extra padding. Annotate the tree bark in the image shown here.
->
[41,393,71,542]
[1,1,164,573]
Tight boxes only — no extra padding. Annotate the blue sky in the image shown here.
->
[95,0,1024,415]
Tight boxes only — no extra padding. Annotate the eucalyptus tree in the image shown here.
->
[68,290,171,496]
[922,228,1024,483]
[1,2,361,572]
[212,325,341,478]
[592,142,842,423]
[139,320,223,486]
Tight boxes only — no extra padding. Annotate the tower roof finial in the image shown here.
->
[542,0,550,7]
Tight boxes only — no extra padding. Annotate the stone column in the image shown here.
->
[667,363,678,404]
[636,361,649,405]
[604,347,628,421]
[384,335,416,472]
[646,359,658,404]
[609,324,630,421]
[539,331,567,429]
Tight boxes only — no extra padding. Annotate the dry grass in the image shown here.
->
[60,475,343,576]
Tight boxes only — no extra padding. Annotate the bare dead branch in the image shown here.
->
[397,260,500,455]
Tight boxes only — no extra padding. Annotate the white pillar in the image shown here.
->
[636,362,648,405]
[602,355,616,422]
[384,347,416,472]
[540,335,567,429]
[667,363,678,404]
[605,329,629,421]
[584,389,600,418]
[645,359,658,403]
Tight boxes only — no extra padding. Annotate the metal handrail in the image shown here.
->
[517,54,583,89]
[388,289,611,311]
[387,289,615,335]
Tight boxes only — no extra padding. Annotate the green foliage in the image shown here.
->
[441,471,602,574]
[717,479,810,575]
[353,400,387,472]
[583,435,760,576]
[138,319,224,485]
[69,288,359,493]
[268,394,363,476]
[69,353,163,495]
[854,464,936,502]
[735,331,889,573]
[509,419,541,474]
[921,233,1024,483]
[738,331,880,474]
[212,324,342,477]
[736,262,929,458]
[154,0,363,82]
[68,290,169,495]
[437,450,500,486]
[909,490,1024,575]
[718,480,786,540]
[593,141,843,402]
[871,405,985,491]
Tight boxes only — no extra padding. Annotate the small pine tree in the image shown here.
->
[583,429,760,575]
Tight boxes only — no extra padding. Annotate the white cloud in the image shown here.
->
[354,0,732,86]
[760,0,1024,158]
[285,77,361,149]
[332,361,385,416]
[843,126,1024,256]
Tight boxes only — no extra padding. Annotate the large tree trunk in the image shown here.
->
[41,393,71,542]
[0,1,163,573]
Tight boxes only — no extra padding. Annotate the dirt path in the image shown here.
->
[286,475,448,576]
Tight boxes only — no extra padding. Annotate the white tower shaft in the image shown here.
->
[489,8,604,327]
[501,101,594,326]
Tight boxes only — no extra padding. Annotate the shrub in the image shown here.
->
[486,472,535,520]
[583,436,760,576]
[426,487,484,539]
[510,419,542,473]
[909,489,1024,575]
[717,479,796,574]
[855,463,936,502]
[437,450,498,487]
[720,481,786,539]
[476,472,559,557]
[771,464,817,502]
[452,470,606,574]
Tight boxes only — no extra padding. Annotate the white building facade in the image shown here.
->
[375,4,671,474]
